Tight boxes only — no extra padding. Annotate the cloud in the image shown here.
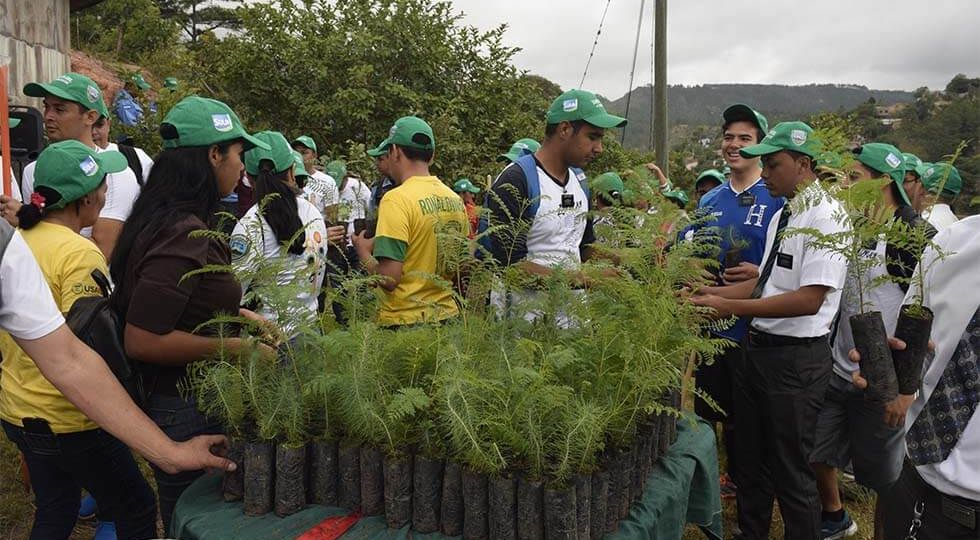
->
[451,0,980,98]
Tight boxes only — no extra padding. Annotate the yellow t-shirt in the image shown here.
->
[0,221,107,433]
[373,176,468,326]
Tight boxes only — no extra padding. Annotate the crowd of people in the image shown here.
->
[0,69,975,540]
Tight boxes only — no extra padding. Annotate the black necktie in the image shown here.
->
[751,207,792,299]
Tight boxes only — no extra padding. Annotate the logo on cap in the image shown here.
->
[515,142,528,150]
[563,99,578,112]
[389,125,398,137]
[211,113,233,132]
[86,85,100,103]
[591,98,603,108]
[79,156,99,177]
[926,167,935,177]
[885,153,902,169]
[790,130,807,146]
[56,75,73,85]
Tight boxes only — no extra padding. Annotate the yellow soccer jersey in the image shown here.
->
[373,176,468,325]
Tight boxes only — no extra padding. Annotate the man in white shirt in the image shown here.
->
[16,73,140,259]
[918,162,961,231]
[692,122,849,540]
[849,215,980,539]
[92,115,153,185]
[0,219,234,476]
[291,135,340,222]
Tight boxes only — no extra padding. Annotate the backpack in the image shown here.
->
[476,153,590,260]
[64,268,145,405]
[116,144,143,186]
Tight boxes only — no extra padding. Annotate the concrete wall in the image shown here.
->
[0,0,71,106]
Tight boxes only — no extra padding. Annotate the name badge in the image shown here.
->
[776,252,793,269]
[738,193,756,207]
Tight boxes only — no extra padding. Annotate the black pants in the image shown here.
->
[145,393,223,534]
[695,340,741,478]
[733,336,831,540]
[2,420,157,540]
[882,461,980,540]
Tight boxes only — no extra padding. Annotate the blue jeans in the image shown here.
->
[2,420,157,540]
[145,393,223,535]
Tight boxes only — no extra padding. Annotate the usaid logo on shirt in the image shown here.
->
[79,156,99,177]
[211,113,233,132]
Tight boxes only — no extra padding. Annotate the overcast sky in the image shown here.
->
[450,0,980,99]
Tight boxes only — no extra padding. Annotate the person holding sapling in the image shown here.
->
[682,104,784,502]
[808,142,935,540]
[918,162,962,231]
[848,214,980,540]
[690,121,847,540]
[352,116,468,326]
[230,131,330,340]
[109,96,274,531]
[482,89,625,322]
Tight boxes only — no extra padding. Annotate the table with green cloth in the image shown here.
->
[172,418,722,540]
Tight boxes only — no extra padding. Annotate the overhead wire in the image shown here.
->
[579,0,614,88]
[621,0,647,143]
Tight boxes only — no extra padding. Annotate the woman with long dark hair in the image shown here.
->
[0,141,157,539]
[109,96,270,531]
[230,131,328,337]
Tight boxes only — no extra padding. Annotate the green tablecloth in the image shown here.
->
[172,418,722,540]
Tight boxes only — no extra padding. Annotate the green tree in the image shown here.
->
[155,0,244,45]
[71,0,179,61]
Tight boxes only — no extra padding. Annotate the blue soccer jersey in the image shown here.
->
[689,178,785,342]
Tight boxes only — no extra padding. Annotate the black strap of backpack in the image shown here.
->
[117,144,143,186]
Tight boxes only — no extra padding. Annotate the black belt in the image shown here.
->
[903,459,980,532]
[747,329,827,348]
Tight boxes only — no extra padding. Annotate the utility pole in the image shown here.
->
[653,0,668,175]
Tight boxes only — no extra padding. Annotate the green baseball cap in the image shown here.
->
[453,178,481,194]
[695,169,726,187]
[498,138,541,162]
[663,188,690,207]
[325,160,348,188]
[545,89,627,129]
[33,140,127,210]
[291,135,317,154]
[920,162,962,196]
[24,72,110,119]
[739,121,822,159]
[903,152,923,174]
[592,172,626,203]
[8,118,20,129]
[722,104,769,134]
[367,116,435,157]
[161,96,268,151]
[244,131,295,176]
[131,73,151,91]
[291,150,309,178]
[852,142,910,204]
[164,77,179,90]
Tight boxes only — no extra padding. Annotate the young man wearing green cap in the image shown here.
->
[691,122,848,540]
[484,89,625,300]
[683,104,784,502]
[808,142,934,539]
[16,73,141,260]
[352,116,468,326]
[291,135,340,223]
[452,178,481,239]
[919,162,962,231]
[498,138,541,163]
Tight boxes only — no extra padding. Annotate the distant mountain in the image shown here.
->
[605,83,914,149]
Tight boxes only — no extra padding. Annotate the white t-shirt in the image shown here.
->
[338,176,371,245]
[104,142,154,185]
[303,170,340,219]
[22,148,141,238]
[921,203,958,232]
[230,197,327,336]
[524,165,590,269]
[0,227,64,340]
[751,182,849,338]
[904,215,980,500]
